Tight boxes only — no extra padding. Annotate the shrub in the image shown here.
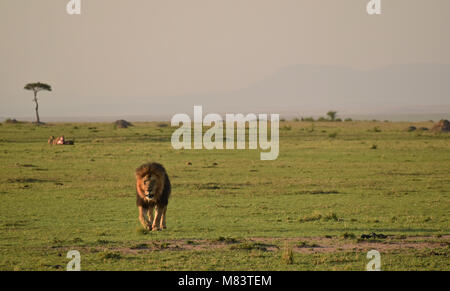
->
[230,242,270,251]
[344,118,353,122]
[299,211,340,222]
[328,132,338,138]
[5,118,18,124]
[114,120,133,129]
[342,232,356,239]
[323,212,339,221]
[212,236,239,244]
[297,241,320,248]
[100,252,122,260]
[299,212,322,222]
[368,127,381,132]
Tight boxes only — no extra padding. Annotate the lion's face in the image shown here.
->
[141,175,157,200]
[136,162,169,206]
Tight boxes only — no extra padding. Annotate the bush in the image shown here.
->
[302,117,315,122]
[297,241,320,248]
[371,127,382,132]
[5,118,18,124]
[114,120,133,129]
[328,132,338,138]
[344,118,353,122]
[323,212,339,221]
[212,236,239,244]
[342,232,356,239]
[100,252,122,260]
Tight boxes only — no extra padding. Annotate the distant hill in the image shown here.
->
[185,63,450,116]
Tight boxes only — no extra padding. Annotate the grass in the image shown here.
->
[0,120,449,270]
[282,242,294,264]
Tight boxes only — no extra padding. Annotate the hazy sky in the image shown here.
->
[1,0,449,119]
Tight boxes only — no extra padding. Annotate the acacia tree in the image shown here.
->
[24,82,52,124]
[326,111,337,121]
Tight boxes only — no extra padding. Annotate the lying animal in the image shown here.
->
[48,136,74,145]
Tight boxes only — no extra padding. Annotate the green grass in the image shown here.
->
[0,120,449,270]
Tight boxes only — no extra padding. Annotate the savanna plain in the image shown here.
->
[0,120,448,270]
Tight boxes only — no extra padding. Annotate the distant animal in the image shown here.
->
[48,136,57,145]
[135,162,171,231]
[432,119,450,132]
[48,135,74,145]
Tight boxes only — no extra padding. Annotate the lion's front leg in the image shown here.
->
[152,205,164,231]
[138,206,151,230]
[160,206,167,229]
[147,206,155,229]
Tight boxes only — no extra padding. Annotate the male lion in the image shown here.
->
[135,162,171,231]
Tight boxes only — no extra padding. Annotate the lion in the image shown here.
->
[48,136,75,145]
[135,162,171,231]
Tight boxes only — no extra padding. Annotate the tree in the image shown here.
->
[24,82,52,124]
[326,111,337,121]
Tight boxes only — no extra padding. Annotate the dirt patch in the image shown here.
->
[53,235,449,256]
[111,235,450,255]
